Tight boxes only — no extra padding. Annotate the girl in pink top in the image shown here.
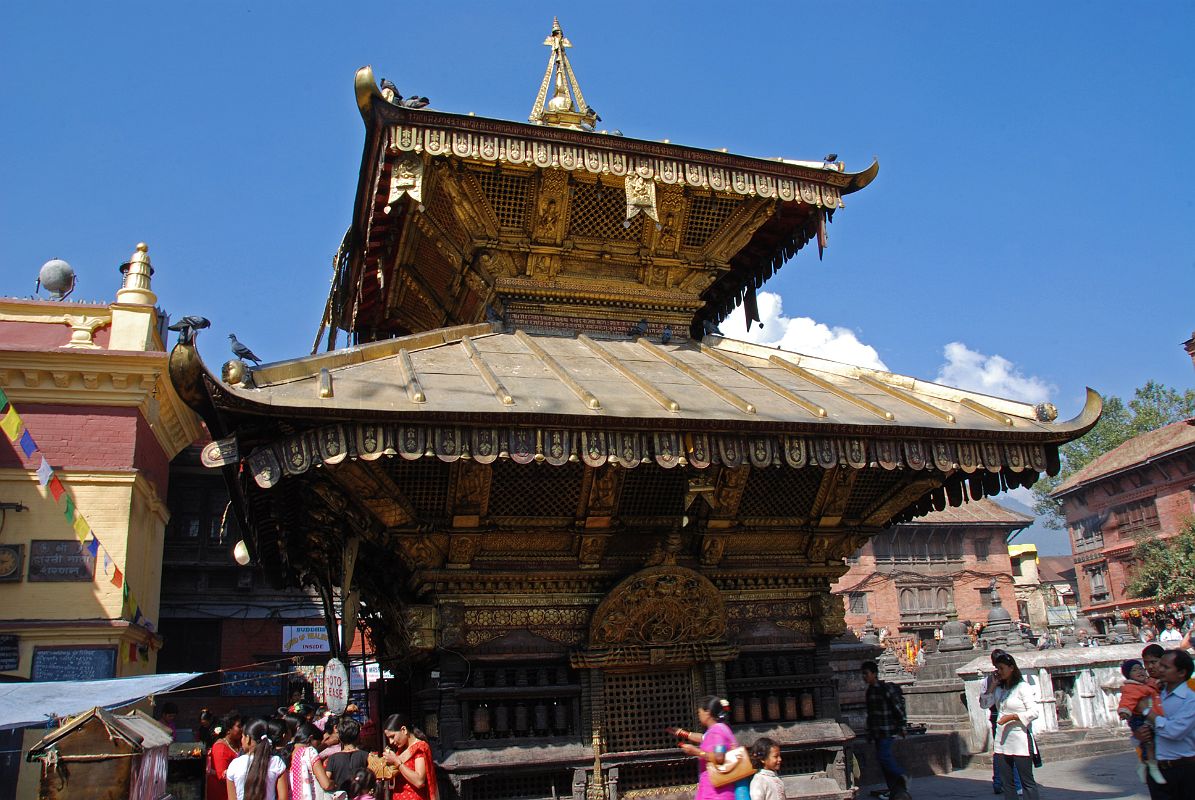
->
[672,696,744,800]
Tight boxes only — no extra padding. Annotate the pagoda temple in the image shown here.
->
[169,20,1100,800]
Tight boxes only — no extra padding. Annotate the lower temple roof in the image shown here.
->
[175,323,1100,523]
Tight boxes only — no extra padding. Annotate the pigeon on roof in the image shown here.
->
[167,315,210,345]
[228,334,262,364]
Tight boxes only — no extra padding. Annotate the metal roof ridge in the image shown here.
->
[706,334,1050,423]
[245,322,500,387]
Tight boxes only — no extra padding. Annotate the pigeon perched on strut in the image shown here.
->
[702,319,722,337]
[401,96,429,109]
[823,153,838,164]
[630,319,648,338]
[167,315,210,345]
[228,333,261,364]
[661,325,673,345]
[379,79,401,104]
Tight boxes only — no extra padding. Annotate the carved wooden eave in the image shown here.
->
[327,67,879,345]
[169,323,1099,609]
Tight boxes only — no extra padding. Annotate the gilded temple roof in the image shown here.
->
[226,324,1093,438]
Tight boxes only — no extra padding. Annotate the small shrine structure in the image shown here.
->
[169,20,1099,800]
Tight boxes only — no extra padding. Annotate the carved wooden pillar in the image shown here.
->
[438,651,468,747]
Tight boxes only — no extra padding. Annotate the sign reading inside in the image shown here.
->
[324,658,349,715]
[28,540,96,582]
[283,625,330,653]
[31,647,116,681]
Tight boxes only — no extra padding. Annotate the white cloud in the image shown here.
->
[734,291,888,370]
[934,342,1052,404]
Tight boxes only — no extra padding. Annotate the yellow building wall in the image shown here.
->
[0,467,166,678]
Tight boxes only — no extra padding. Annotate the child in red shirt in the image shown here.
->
[1118,659,1165,785]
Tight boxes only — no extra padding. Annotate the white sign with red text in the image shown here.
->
[323,657,349,714]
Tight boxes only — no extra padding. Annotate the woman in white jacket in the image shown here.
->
[980,651,1040,800]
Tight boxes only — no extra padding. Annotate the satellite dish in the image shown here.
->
[37,259,76,300]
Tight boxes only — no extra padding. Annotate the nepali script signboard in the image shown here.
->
[31,646,117,681]
[28,540,95,582]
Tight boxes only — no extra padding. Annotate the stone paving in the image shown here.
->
[860,750,1150,800]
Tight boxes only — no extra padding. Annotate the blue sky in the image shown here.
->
[2,2,1192,554]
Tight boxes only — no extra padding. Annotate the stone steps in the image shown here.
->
[961,730,1130,768]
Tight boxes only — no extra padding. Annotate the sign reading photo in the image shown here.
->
[28,540,95,582]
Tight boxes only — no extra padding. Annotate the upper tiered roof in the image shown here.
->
[321,20,877,347]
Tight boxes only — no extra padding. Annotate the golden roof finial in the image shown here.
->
[529,18,598,130]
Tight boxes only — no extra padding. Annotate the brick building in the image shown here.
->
[1052,419,1195,631]
[833,498,1031,640]
[0,245,201,681]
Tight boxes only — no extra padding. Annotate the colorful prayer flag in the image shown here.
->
[48,476,65,501]
[86,537,99,557]
[19,430,37,457]
[36,457,52,486]
[0,406,22,441]
[111,566,123,589]
[73,515,89,541]
[63,496,75,522]
[0,386,8,406]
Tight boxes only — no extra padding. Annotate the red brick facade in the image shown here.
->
[1052,420,1195,628]
[833,498,1030,639]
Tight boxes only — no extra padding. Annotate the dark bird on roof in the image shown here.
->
[379,79,401,104]
[702,319,723,337]
[661,325,673,345]
[167,315,210,345]
[823,153,838,164]
[401,96,429,109]
[485,304,506,324]
[585,107,602,123]
[630,319,648,338]
[228,333,261,364]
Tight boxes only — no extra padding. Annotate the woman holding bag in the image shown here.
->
[672,696,752,800]
[980,651,1041,800]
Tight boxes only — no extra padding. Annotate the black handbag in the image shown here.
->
[1027,725,1042,768]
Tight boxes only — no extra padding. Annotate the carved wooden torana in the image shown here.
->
[170,20,1100,800]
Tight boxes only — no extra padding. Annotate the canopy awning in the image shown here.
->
[0,672,201,730]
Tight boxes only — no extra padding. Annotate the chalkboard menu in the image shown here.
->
[222,670,282,697]
[31,646,116,681]
[28,540,96,582]
[0,635,18,672]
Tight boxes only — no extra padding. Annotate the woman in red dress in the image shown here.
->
[379,714,437,800]
[206,712,243,800]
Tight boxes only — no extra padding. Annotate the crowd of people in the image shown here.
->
[202,708,437,800]
[188,636,1195,800]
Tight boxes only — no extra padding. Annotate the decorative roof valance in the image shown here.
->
[244,421,1052,489]
[386,124,847,208]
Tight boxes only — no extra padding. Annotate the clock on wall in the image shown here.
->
[0,545,24,582]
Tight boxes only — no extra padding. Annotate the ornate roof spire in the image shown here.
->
[529,18,599,130]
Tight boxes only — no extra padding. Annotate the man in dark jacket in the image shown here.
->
[862,660,911,800]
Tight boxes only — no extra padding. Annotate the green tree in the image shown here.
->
[1127,518,1195,603]
[1031,381,1195,528]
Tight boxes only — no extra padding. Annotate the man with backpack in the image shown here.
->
[862,660,911,800]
